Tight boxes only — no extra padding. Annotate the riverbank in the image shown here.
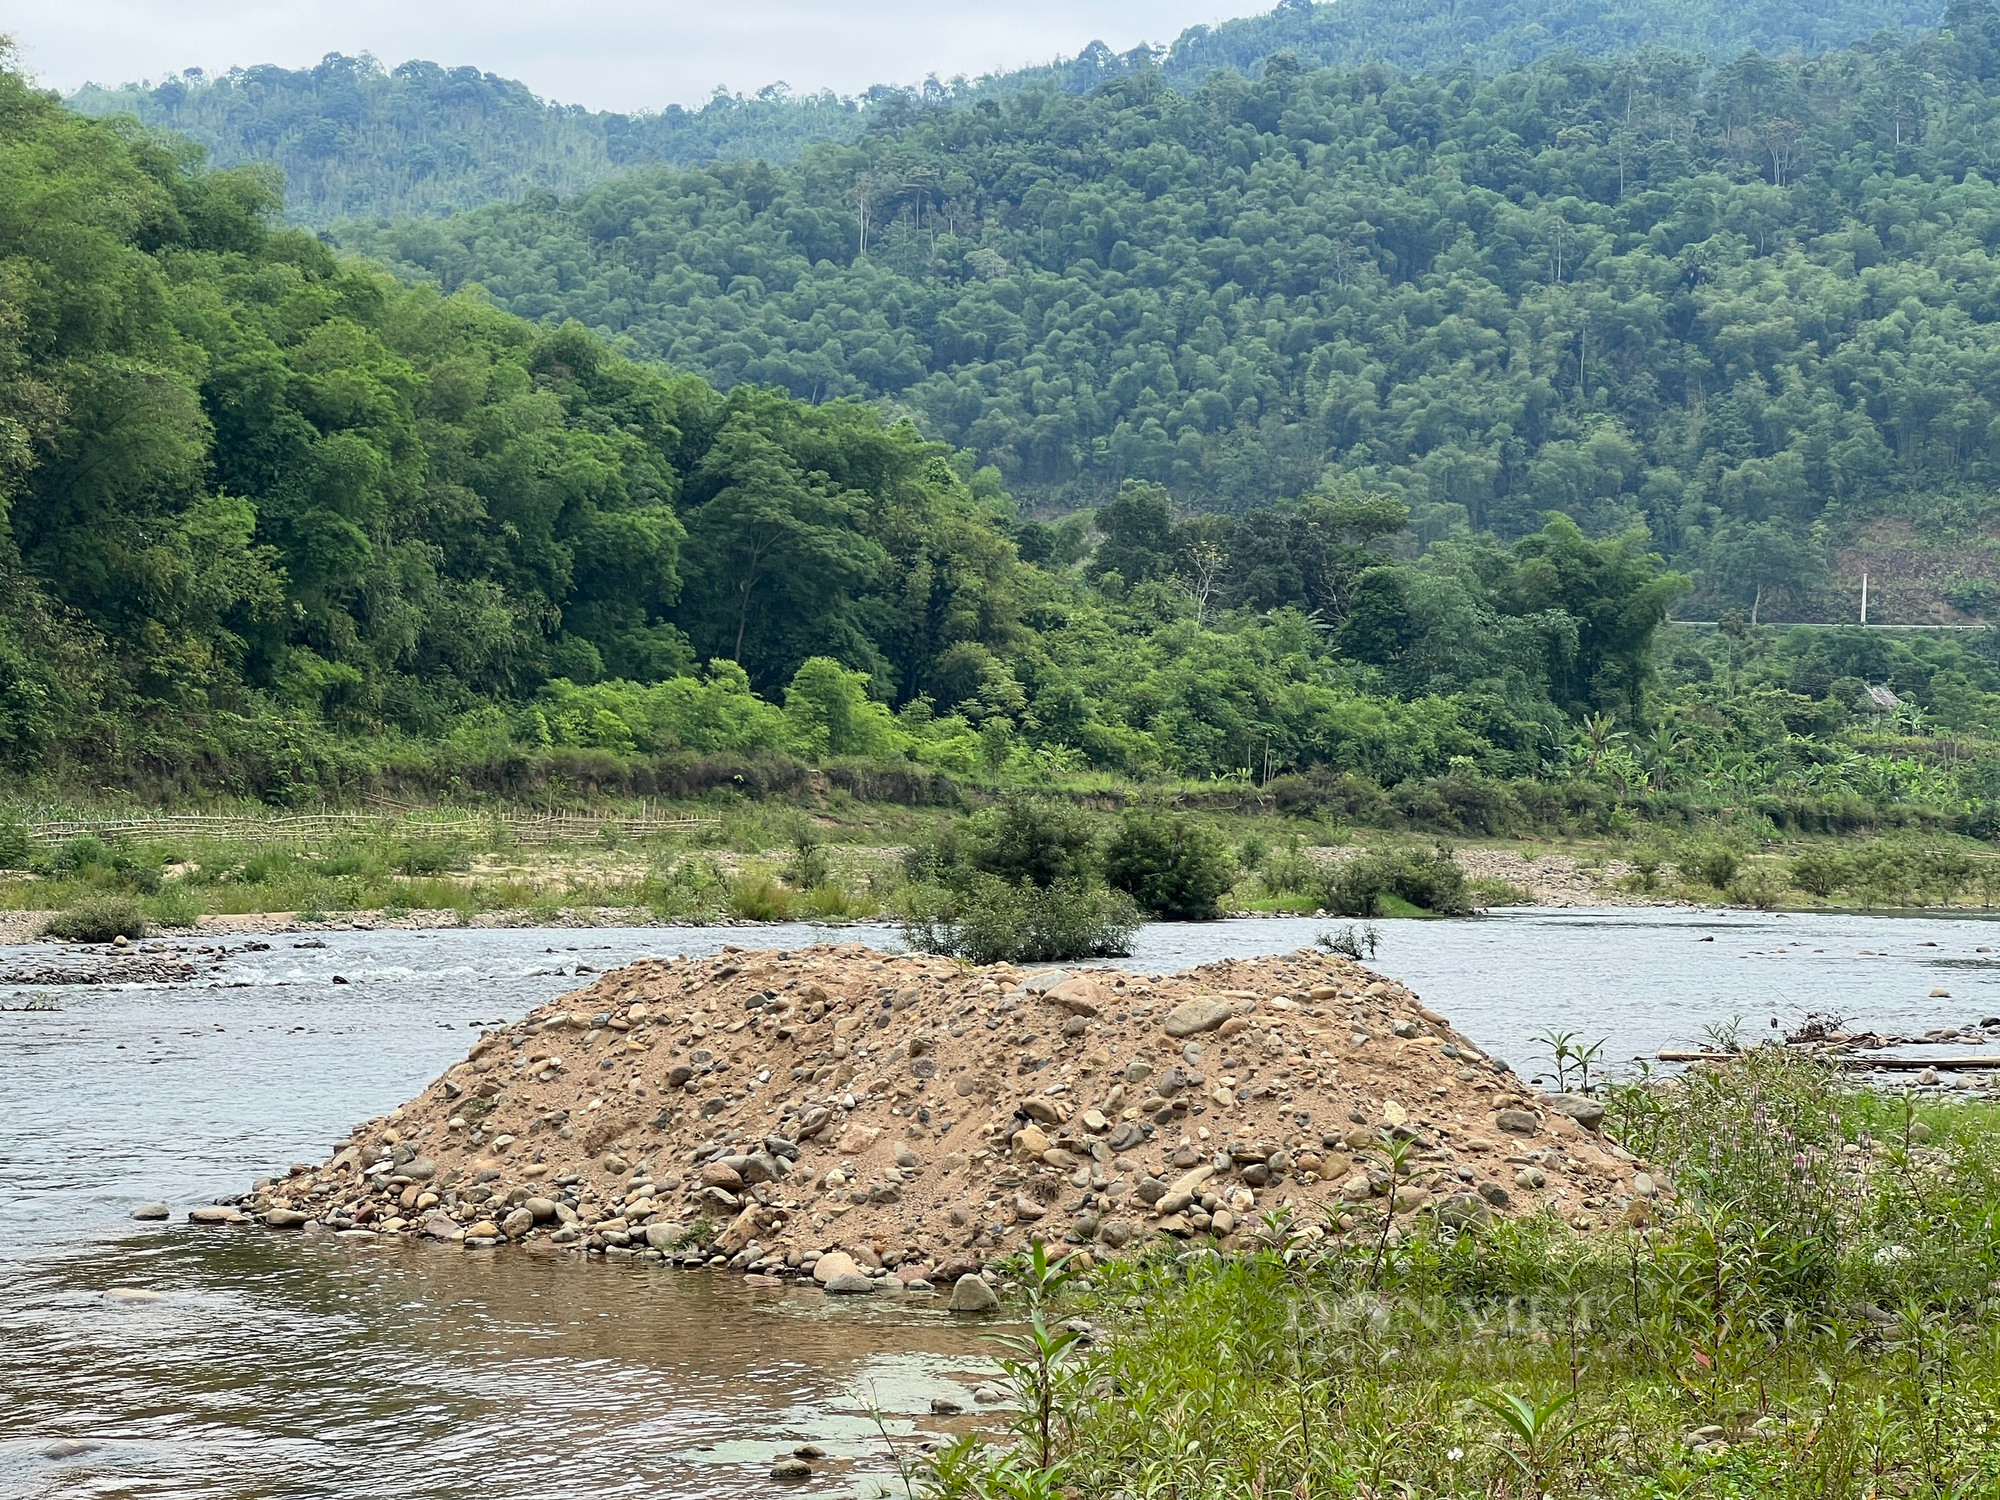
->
[940,1049,2000,1500]
[219,947,1656,1286]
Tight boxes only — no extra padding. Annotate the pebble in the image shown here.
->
[130,1203,169,1221]
[770,1456,814,1480]
[187,1205,248,1226]
[1494,1108,1540,1136]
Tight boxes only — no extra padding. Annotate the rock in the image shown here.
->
[1632,1172,1657,1198]
[1494,1108,1541,1135]
[1391,1185,1429,1214]
[420,1212,460,1238]
[701,1161,744,1191]
[644,1221,687,1251]
[1096,1219,1135,1249]
[715,1205,762,1255]
[1107,1122,1147,1152]
[794,1444,826,1460]
[1012,1124,1052,1157]
[930,1396,965,1415]
[40,1439,98,1458]
[1042,975,1106,1017]
[1476,1180,1511,1207]
[524,1196,559,1222]
[947,1273,1001,1312]
[1436,1193,1492,1229]
[1546,1093,1606,1131]
[1164,998,1234,1038]
[1908,1121,1933,1144]
[813,1251,861,1285]
[501,1207,536,1238]
[263,1208,311,1229]
[187,1205,248,1226]
[130,1203,169,1221]
[1080,1108,1109,1133]
[972,1384,1007,1405]
[824,1273,877,1295]
[1514,1166,1547,1190]
[770,1457,814,1480]
[465,1219,500,1240]
[1019,1097,1063,1126]
[104,1287,164,1303]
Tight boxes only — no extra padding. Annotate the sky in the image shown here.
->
[9,1,1269,111]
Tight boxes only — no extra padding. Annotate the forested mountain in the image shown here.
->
[67,0,1942,225]
[66,56,873,223]
[343,3,2000,622]
[13,45,2000,833]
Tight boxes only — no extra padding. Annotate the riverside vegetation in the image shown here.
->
[922,1050,2000,1500]
[16,32,2000,902]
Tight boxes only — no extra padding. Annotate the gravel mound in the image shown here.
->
[242,945,1660,1280]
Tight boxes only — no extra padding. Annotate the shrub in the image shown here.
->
[1329,844,1471,916]
[907,795,1098,891]
[1680,843,1741,891]
[393,836,472,876]
[0,813,32,869]
[903,875,1140,964]
[1727,864,1788,910]
[1789,847,1848,899]
[1102,810,1237,919]
[41,894,151,943]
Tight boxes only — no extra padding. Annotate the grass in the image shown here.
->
[4,800,2000,928]
[926,1053,2000,1499]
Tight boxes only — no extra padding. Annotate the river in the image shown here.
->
[3,907,1996,1496]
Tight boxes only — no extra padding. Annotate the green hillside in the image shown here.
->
[67,0,1942,226]
[341,3,2000,621]
[13,41,2000,863]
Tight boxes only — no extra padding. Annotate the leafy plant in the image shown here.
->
[40,894,150,943]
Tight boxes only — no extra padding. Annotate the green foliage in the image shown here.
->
[74,1,1942,228]
[1329,844,1472,916]
[903,874,1140,964]
[0,814,31,869]
[1102,809,1237,919]
[40,893,150,943]
[340,13,1997,624]
[937,1053,2000,1500]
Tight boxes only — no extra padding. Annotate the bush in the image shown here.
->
[1680,843,1741,891]
[907,795,1098,891]
[1102,810,1237,919]
[41,894,151,943]
[903,875,1140,964]
[0,813,32,869]
[1329,844,1471,917]
[1727,864,1788,910]
[1789,847,1848,899]
[393,836,472,876]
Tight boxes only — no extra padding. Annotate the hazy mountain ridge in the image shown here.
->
[67,0,1943,224]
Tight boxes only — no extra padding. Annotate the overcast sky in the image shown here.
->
[10,1,1268,111]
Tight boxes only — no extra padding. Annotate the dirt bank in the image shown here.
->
[235,946,1658,1284]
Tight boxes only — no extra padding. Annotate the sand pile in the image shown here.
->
[241,945,1660,1282]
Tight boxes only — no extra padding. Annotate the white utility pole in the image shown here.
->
[1860,571,1869,625]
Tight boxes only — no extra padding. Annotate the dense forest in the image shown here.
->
[66,0,1942,225]
[12,18,2000,850]
[339,3,2000,625]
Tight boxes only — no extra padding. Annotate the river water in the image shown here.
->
[3,907,1998,1497]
